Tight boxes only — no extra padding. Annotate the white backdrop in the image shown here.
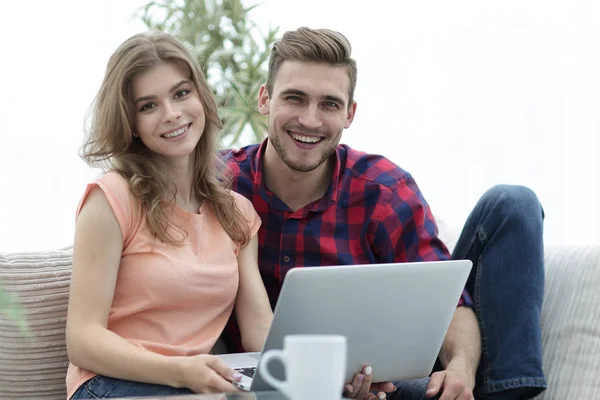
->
[1,0,599,252]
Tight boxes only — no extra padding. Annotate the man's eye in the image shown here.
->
[140,103,156,112]
[324,101,339,108]
[287,95,302,102]
[175,89,190,99]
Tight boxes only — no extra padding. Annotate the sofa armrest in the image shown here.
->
[0,249,72,400]
[537,245,600,399]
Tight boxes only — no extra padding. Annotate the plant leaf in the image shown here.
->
[0,286,31,337]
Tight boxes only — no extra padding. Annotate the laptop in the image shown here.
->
[219,260,472,391]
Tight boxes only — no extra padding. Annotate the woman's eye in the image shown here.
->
[175,89,190,99]
[139,103,156,112]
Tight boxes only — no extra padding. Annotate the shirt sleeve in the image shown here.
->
[370,176,472,308]
[76,172,140,249]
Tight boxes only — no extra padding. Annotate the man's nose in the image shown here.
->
[297,105,323,129]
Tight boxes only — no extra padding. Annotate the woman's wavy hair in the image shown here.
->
[81,31,250,247]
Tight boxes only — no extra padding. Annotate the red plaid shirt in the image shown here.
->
[221,140,471,351]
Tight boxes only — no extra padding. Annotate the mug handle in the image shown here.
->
[257,349,289,395]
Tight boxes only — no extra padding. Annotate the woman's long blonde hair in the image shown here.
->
[81,31,250,246]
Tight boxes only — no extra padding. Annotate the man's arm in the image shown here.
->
[373,177,481,399]
[370,176,451,263]
[427,307,481,399]
[440,307,481,372]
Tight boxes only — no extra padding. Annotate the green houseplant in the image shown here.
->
[0,287,30,335]
[137,0,278,147]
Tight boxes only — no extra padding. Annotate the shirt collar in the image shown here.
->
[252,139,268,189]
[252,139,342,213]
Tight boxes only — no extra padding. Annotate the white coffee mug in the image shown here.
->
[258,334,347,400]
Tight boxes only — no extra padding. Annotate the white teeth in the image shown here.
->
[163,125,188,138]
[290,132,320,143]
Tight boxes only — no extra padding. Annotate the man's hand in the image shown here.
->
[343,365,396,400]
[426,358,476,400]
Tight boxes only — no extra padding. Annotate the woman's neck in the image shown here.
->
[154,155,200,212]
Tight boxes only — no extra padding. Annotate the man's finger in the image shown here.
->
[371,381,396,392]
[427,371,445,397]
[438,377,465,400]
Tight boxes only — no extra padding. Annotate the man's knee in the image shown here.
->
[480,184,544,223]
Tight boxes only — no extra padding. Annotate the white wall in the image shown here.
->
[1,0,599,252]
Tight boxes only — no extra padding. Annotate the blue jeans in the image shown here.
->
[70,375,194,399]
[390,185,547,400]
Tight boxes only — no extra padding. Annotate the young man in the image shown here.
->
[222,27,546,400]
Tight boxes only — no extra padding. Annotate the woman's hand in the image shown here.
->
[180,354,243,393]
[343,365,396,400]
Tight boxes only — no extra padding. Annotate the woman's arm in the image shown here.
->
[66,187,188,386]
[234,234,273,352]
[66,187,239,393]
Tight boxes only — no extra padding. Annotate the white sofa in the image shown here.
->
[1,221,599,399]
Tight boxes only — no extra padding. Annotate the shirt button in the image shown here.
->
[283,256,290,263]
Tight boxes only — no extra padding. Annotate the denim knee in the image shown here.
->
[479,184,544,225]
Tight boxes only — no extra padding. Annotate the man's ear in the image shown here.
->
[344,101,357,129]
[258,84,270,116]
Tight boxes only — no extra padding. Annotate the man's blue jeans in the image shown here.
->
[391,185,547,400]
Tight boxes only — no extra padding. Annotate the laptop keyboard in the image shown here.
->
[235,367,256,378]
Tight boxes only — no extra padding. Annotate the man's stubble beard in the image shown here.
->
[268,127,338,173]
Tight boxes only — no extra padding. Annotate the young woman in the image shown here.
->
[65,31,273,399]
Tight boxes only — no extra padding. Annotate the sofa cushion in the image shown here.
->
[0,249,72,400]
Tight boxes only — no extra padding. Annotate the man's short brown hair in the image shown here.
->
[266,27,358,107]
